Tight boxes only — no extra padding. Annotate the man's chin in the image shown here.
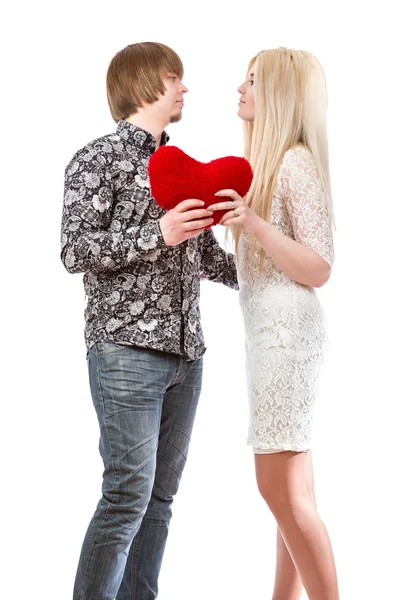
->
[169,112,182,124]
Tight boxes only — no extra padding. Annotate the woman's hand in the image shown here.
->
[208,189,263,234]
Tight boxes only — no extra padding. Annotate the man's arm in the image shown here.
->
[199,228,238,290]
[60,152,164,274]
[61,151,214,275]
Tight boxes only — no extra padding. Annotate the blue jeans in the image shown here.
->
[73,342,203,600]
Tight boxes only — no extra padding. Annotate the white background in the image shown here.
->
[2,1,405,598]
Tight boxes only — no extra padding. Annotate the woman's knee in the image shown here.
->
[255,452,311,517]
[258,481,291,513]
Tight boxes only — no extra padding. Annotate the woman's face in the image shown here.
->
[237,62,255,122]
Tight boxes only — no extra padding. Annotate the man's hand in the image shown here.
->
[160,200,214,246]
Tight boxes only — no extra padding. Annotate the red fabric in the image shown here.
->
[148,146,254,226]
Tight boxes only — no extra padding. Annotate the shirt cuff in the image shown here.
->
[136,220,165,251]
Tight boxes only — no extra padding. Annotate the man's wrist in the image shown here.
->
[134,221,166,251]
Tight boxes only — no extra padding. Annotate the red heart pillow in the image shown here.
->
[148,146,254,226]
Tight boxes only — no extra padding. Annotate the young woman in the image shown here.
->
[209,48,339,600]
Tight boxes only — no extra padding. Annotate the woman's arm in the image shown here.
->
[209,148,334,288]
[243,218,331,288]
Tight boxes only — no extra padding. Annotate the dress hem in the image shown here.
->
[250,444,310,454]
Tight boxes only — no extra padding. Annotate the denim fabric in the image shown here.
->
[73,342,203,600]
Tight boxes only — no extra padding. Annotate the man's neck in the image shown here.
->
[125,112,166,148]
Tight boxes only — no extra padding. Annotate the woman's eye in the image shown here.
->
[249,80,254,86]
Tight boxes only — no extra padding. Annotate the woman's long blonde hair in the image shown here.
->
[233,47,333,264]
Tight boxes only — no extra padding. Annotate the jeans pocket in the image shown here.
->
[96,340,127,356]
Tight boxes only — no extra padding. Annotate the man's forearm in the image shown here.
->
[61,220,164,274]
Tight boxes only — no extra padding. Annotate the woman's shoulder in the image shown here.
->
[277,145,319,195]
[280,145,315,171]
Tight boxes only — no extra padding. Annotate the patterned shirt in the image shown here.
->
[61,120,238,360]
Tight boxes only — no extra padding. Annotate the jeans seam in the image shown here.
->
[170,358,183,386]
[96,348,119,506]
[129,535,140,600]
[79,348,118,598]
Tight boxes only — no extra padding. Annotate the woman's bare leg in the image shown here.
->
[272,528,303,600]
[272,451,316,600]
[256,450,339,600]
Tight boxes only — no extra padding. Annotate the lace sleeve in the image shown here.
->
[280,148,334,267]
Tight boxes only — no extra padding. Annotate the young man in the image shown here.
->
[61,42,238,600]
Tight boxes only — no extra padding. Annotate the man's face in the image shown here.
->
[155,72,188,124]
[237,62,255,122]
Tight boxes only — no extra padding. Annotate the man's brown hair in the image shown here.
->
[106,42,184,123]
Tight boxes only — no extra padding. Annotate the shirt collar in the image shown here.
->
[116,119,170,153]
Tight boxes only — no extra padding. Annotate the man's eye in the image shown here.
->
[169,76,177,81]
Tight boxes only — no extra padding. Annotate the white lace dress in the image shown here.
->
[238,146,334,453]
